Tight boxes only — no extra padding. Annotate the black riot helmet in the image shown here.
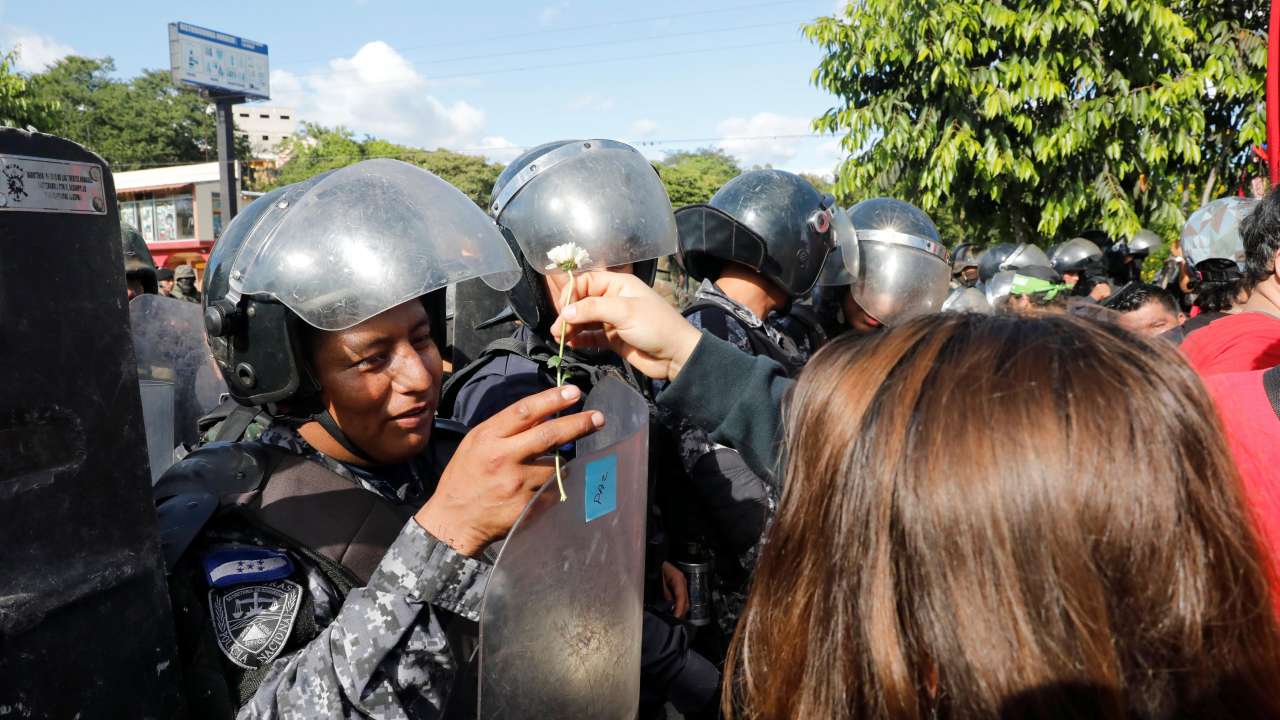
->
[952,243,981,272]
[489,139,675,332]
[977,243,1017,284]
[122,221,158,295]
[676,169,836,297]
[202,159,520,418]
[1049,237,1104,275]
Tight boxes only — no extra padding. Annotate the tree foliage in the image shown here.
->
[268,124,505,208]
[26,56,251,170]
[0,51,57,129]
[806,0,1267,247]
[655,148,742,206]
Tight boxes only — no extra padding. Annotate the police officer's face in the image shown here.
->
[310,300,443,464]
[841,289,882,335]
[1062,271,1080,288]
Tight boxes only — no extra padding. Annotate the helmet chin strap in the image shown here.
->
[314,409,378,465]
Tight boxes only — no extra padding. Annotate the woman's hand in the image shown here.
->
[416,385,604,556]
[549,270,703,383]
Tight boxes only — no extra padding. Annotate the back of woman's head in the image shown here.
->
[727,312,1280,720]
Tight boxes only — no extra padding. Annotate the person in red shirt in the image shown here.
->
[1182,189,1280,375]
[1204,367,1280,609]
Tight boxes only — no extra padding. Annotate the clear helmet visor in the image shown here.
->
[941,285,992,313]
[984,270,1016,307]
[849,238,952,326]
[1003,243,1052,271]
[224,159,519,331]
[833,198,949,326]
[818,206,858,286]
[493,140,677,275]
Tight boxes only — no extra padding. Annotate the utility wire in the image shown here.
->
[273,0,822,69]
[277,19,806,81]
[275,39,795,91]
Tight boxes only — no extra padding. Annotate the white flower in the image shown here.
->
[545,242,592,272]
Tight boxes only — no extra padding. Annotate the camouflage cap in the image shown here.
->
[174,264,197,280]
[1181,196,1257,268]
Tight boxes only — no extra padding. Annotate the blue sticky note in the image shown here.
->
[584,454,618,523]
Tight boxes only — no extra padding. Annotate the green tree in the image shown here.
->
[655,148,742,206]
[269,124,505,208]
[27,56,251,170]
[0,51,57,129]
[806,0,1266,247]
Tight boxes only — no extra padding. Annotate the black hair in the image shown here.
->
[1241,186,1280,288]
[1191,258,1243,313]
[1108,283,1179,317]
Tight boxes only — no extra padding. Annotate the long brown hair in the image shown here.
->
[726,313,1280,719]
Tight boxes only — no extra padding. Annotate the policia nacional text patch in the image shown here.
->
[208,580,302,669]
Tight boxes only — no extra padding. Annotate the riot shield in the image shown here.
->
[479,377,649,719]
[130,293,228,473]
[451,276,516,368]
[0,130,181,715]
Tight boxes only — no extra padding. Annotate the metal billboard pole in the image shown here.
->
[214,94,245,222]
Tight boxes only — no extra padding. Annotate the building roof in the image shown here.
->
[113,161,239,193]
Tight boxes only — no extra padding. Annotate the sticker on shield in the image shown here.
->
[0,154,107,215]
[584,453,618,522]
[208,579,302,669]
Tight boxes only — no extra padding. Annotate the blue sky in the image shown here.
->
[2,0,846,175]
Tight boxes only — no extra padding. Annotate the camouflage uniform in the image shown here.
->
[171,265,202,304]
[667,280,782,641]
[172,422,489,720]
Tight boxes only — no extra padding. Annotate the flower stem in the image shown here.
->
[551,269,574,502]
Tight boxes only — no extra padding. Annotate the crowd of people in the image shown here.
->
[122,137,1280,719]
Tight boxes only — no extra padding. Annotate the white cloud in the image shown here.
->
[0,26,75,73]
[629,118,658,139]
[270,41,492,153]
[539,1,571,26]
[566,94,615,112]
[715,112,815,167]
[712,112,846,175]
[477,136,524,164]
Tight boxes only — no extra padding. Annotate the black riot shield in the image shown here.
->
[130,294,228,478]
[479,377,649,719]
[450,276,516,368]
[0,129,181,716]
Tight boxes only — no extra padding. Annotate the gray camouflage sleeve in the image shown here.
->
[239,519,489,720]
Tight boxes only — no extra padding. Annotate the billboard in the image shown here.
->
[168,22,269,99]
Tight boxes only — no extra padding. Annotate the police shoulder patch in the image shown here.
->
[208,580,302,669]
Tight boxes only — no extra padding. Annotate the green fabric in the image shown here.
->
[1009,273,1070,301]
[656,330,793,484]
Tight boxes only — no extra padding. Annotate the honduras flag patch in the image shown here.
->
[203,547,294,589]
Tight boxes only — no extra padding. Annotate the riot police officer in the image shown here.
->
[122,221,158,300]
[170,263,201,303]
[951,242,982,288]
[1106,229,1163,286]
[813,198,951,336]
[675,168,835,374]
[153,159,605,718]
[439,139,719,718]
[1049,237,1105,288]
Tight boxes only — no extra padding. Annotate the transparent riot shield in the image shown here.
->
[0,129,181,715]
[130,293,227,461]
[479,377,650,719]
[451,276,516,369]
